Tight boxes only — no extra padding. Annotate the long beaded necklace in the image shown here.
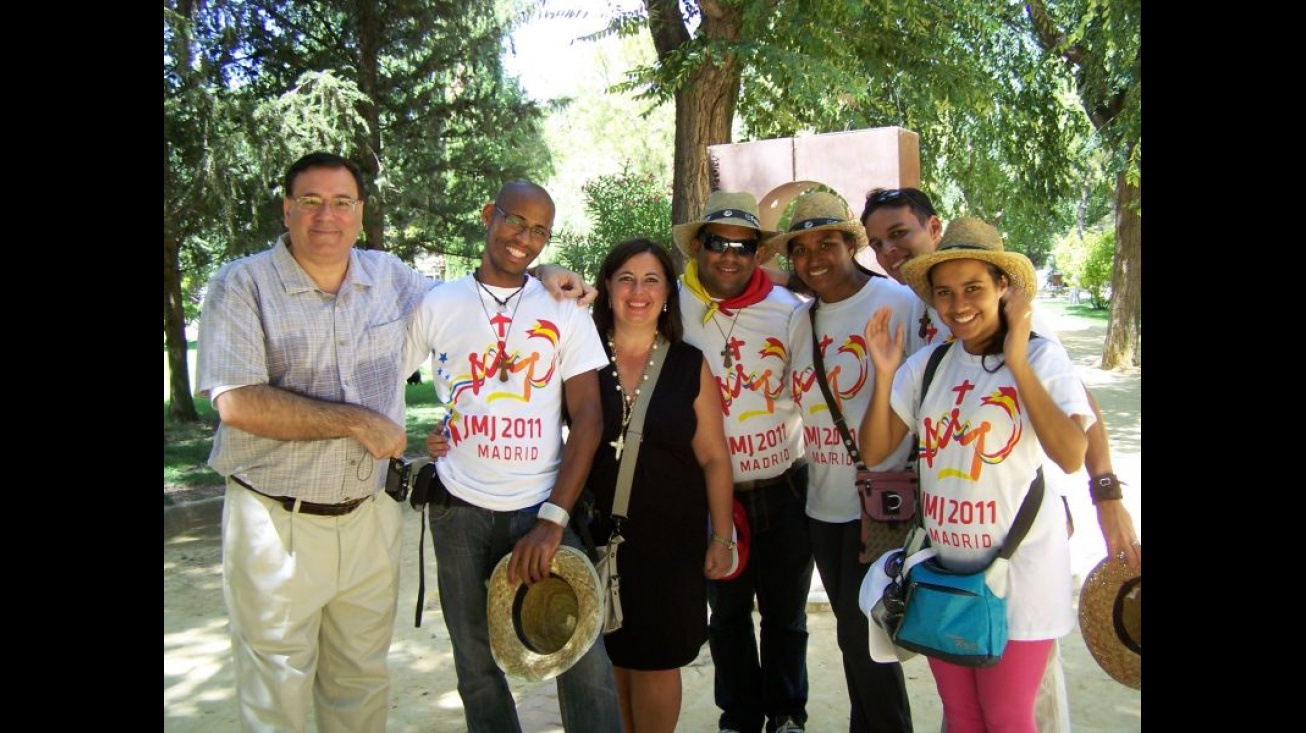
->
[709,310,743,369]
[607,334,659,460]
[472,270,527,382]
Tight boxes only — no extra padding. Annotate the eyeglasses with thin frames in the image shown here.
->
[494,204,552,243]
[292,196,363,215]
[702,233,760,256]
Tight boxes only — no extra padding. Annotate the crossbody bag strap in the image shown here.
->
[808,302,869,470]
[610,335,669,521]
[985,333,1047,557]
[997,468,1045,559]
[808,303,951,471]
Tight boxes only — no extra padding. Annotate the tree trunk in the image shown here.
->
[1102,160,1140,368]
[1024,0,1139,369]
[671,61,739,229]
[644,0,743,270]
[164,229,199,423]
[164,0,199,422]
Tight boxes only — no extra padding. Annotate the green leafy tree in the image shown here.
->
[165,0,287,422]
[165,0,552,421]
[553,167,673,283]
[1026,0,1141,367]
[206,0,552,258]
[568,0,1136,367]
[1053,224,1114,309]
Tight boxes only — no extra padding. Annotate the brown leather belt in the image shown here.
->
[231,476,370,517]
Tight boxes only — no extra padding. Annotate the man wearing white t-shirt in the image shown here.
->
[672,192,812,733]
[404,180,620,732]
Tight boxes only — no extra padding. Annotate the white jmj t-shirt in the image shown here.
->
[890,338,1093,640]
[405,276,607,511]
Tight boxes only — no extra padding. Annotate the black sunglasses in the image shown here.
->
[702,233,760,256]
[883,549,905,578]
[868,189,909,205]
[864,188,937,217]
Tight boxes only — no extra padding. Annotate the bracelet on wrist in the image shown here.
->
[710,534,736,551]
[1088,473,1124,505]
[537,501,570,527]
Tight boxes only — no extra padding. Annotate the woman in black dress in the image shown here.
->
[587,238,735,732]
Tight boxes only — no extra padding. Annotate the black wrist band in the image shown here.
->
[1089,473,1124,504]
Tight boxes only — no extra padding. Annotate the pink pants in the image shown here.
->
[929,639,1054,733]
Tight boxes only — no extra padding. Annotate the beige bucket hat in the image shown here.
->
[764,190,870,255]
[899,217,1037,304]
[1079,553,1142,690]
[487,545,604,682]
[672,190,778,262]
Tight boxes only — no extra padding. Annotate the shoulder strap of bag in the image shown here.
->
[989,333,1047,557]
[611,336,669,521]
[809,302,949,469]
[997,467,1044,559]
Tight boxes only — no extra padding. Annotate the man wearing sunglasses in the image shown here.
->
[196,154,595,732]
[860,187,1140,733]
[671,192,812,733]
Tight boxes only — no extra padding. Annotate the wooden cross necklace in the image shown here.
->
[473,270,527,382]
[607,334,658,460]
[710,310,743,369]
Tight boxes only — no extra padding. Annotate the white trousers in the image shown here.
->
[222,480,403,733]
[1033,639,1071,733]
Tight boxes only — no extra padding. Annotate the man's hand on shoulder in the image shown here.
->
[533,264,597,307]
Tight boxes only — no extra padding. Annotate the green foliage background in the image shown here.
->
[1053,224,1115,309]
[553,168,674,283]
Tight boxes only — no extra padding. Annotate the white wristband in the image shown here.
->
[537,501,570,527]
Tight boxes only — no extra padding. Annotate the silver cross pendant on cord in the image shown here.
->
[610,432,625,460]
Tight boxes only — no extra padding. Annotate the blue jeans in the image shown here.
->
[809,518,913,733]
[708,463,813,732]
[428,500,620,733]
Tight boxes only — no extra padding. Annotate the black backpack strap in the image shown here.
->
[921,341,951,401]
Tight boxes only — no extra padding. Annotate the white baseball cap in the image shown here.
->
[859,546,935,663]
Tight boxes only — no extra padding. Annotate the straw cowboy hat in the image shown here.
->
[487,545,604,682]
[672,191,779,263]
[763,190,870,256]
[1078,552,1141,690]
[899,217,1038,304]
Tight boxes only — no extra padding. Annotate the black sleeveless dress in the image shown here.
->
[586,339,710,670]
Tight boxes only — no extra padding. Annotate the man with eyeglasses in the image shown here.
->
[195,153,593,732]
[860,187,1140,733]
[403,180,620,732]
[671,191,812,733]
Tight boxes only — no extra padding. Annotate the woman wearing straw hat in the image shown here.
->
[586,238,737,732]
[858,217,1094,733]
[772,190,920,733]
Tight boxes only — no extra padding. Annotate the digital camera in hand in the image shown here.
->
[384,456,438,509]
